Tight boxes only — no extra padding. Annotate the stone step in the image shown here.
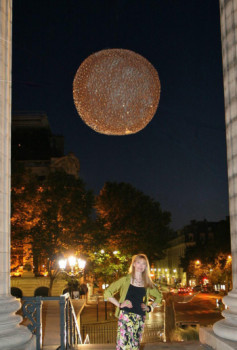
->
[43,341,208,350]
[70,341,207,350]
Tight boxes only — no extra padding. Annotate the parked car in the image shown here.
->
[193,285,202,292]
[201,284,213,293]
[178,287,193,295]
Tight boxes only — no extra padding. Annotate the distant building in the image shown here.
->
[12,111,80,178]
[11,112,81,277]
[153,231,194,286]
[154,218,230,287]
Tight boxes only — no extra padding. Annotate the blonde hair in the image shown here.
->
[129,254,154,289]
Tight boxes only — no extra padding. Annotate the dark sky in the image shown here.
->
[12,0,229,230]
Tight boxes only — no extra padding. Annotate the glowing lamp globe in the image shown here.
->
[73,49,161,135]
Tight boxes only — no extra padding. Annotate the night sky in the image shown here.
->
[12,0,229,229]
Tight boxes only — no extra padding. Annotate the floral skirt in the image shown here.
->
[116,310,145,350]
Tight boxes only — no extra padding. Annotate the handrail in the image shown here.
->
[22,293,84,349]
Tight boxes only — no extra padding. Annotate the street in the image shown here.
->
[172,292,223,326]
[81,293,223,328]
[148,292,224,327]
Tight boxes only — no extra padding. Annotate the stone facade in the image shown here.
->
[200,1,237,348]
[11,274,68,297]
[154,233,188,286]
[214,0,237,340]
[12,112,80,179]
[0,1,35,348]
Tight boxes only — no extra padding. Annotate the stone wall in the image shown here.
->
[11,274,68,297]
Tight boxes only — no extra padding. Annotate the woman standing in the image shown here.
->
[104,253,163,350]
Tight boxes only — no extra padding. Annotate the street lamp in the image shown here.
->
[58,256,86,299]
[58,256,86,276]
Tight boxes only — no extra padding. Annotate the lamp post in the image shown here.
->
[58,256,86,298]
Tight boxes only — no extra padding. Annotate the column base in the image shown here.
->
[0,296,35,350]
[200,327,237,350]
[0,329,36,350]
[212,290,237,342]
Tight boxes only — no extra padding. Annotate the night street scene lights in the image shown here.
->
[58,255,86,298]
[58,255,86,275]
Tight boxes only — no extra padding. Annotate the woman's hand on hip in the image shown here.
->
[121,300,133,308]
[141,303,149,311]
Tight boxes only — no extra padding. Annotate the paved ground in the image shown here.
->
[81,293,223,326]
[43,341,209,349]
[18,292,227,349]
[40,298,212,349]
[20,294,220,349]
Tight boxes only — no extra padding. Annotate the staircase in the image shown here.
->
[41,299,85,349]
[42,301,61,346]
[22,295,85,350]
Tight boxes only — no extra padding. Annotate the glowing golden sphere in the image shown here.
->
[73,49,161,135]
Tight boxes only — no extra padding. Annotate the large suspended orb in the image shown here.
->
[73,49,161,135]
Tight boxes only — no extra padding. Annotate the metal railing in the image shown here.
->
[22,293,83,349]
[81,321,117,344]
[81,321,162,344]
[142,323,163,343]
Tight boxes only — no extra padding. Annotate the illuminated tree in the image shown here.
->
[11,167,95,295]
[29,171,94,294]
[88,249,130,286]
[209,254,232,291]
[95,182,172,260]
[181,254,232,291]
[11,164,40,272]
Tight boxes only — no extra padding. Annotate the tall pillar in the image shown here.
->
[213,0,237,342]
[0,1,35,349]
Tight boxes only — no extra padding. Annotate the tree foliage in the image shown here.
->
[209,254,232,290]
[11,167,95,294]
[95,182,172,261]
[88,249,130,285]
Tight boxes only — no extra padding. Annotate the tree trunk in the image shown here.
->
[33,252,39,275]
[48,276,55,296]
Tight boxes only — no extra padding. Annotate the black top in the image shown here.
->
[122,284,146,316]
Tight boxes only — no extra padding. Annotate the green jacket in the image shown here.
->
[104,274,163,319]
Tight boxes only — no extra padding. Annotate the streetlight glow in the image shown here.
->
[68,256,76,267]
[78,258,86,270]
[58,255,86,277]
[58,259,67,270]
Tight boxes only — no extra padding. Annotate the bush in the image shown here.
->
[23,263,32,271]
[174,326,199,341]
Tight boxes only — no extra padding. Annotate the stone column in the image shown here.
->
[0,1,35,348]
[213,0,237,342]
